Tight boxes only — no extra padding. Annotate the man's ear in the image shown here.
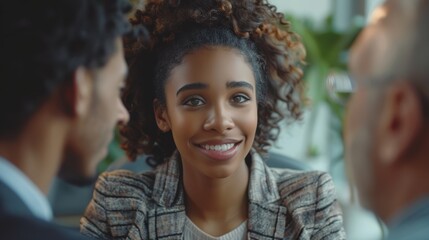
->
[153,99,171,132]
[63,67,93,118]
[377,81,423,164]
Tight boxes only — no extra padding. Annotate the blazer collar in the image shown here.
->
[247,150,281,204]
[150,151,287,239]
[151,151,282,205]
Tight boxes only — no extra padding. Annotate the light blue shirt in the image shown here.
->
[387,196,429,240]
[0,156,52,220]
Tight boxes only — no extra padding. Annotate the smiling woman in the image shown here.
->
[159,46,258,180]
[80,0,346,239]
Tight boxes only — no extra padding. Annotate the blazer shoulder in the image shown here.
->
[272,168,329,189]
[272,168,336,207]
[95,169,156,200]
[272,169,345,239]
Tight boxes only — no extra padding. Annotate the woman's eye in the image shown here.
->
[183,97,205,106]
[232,94,250,104]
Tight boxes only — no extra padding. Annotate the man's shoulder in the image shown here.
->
[387,196,429,240]
[0,214,89,240]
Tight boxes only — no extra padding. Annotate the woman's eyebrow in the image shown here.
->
[176,82,208,96]
[226,81,254,91]
[176,81,254,95]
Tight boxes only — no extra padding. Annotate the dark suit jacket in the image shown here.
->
[0,180,88,240]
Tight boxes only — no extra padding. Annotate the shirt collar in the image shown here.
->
[0,156,53,220]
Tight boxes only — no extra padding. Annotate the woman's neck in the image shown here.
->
[182,160,249,236]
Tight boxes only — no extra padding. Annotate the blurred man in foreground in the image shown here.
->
[345,0,429,239]
[0,0,131,239]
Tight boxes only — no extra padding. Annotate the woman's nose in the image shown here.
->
[203,105,235,133]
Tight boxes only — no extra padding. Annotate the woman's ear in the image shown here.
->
[153,99,171,132]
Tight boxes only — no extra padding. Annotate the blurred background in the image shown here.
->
[48,0,388,239]
[268,1,387,239]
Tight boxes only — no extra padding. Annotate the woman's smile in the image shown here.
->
[194,139,243,161]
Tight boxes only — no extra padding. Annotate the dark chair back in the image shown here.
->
[265,152,311,171]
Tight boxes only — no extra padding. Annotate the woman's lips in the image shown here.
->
[195,141,242,161]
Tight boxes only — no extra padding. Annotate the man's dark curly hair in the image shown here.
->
[122,0,306,167]
[0,0,132,138]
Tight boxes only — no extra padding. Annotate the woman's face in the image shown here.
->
[155,46,258,179]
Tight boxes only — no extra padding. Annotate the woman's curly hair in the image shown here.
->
[121,0,306,167]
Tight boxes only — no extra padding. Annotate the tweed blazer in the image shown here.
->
[81,152,346,239]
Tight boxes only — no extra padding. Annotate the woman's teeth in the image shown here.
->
[201,143,235,151]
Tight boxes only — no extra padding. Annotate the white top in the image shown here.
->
[183,216,248,240]
[0,156,52,220]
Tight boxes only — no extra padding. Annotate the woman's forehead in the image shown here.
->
[166,47,255,85]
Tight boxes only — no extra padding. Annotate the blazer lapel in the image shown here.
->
[247,152,289,239]
[0,181,33,217]
[248,202,288,240]
[148,153,186,239]
[147,205,186,240]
